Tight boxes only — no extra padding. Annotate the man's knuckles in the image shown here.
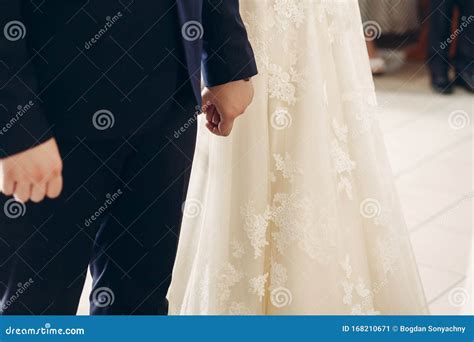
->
[28,162,62,184]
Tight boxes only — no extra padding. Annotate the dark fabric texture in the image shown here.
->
[0,90,197,315]
[0,0,258,315]
[427,0,474,73]
[0,0,258,157]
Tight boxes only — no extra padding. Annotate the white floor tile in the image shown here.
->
[410,225,471,275]
[429,279,471,315]
[418,265,464,302]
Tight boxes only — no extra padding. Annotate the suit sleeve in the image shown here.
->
[0,0,53,158]
[201,0,258,87]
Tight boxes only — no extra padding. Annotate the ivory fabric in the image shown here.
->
[168,0,429,315]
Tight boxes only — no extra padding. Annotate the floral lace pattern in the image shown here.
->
[340,254,381,315]
[273,153,302,183]
[168,0,428,316]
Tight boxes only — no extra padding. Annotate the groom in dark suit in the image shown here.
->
[0,0,257,314]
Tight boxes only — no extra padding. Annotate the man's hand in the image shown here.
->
[0,138,63,203]
[202,79,254,137]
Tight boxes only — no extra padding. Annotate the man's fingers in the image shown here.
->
[212,112,220,125]
[205,121,218,134]
[1,177,15,196]
[206,111,213,124]
[46,175,63,199]
[13,181,32,203]
[204,104,216,123]
[218,118,234,137]
[30,183,47,203]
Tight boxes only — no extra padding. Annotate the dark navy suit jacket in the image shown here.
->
[0,0,257,158]
[177,0,258,101]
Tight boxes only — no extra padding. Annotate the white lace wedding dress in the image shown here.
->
[168,0,429,315]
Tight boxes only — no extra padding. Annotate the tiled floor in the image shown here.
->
[78,63,473,315]
[376,63,473,315]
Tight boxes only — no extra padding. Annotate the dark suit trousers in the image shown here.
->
[0,96,197,315]
[428,0,474,73]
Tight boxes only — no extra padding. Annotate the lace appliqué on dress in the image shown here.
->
[249,273,269,302]
[340,254,381,315]
[331,118,356,200]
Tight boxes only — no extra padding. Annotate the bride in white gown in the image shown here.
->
[168,0,429,315]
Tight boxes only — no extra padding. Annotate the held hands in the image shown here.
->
[0,138,63,203]
[201,79,254,137]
